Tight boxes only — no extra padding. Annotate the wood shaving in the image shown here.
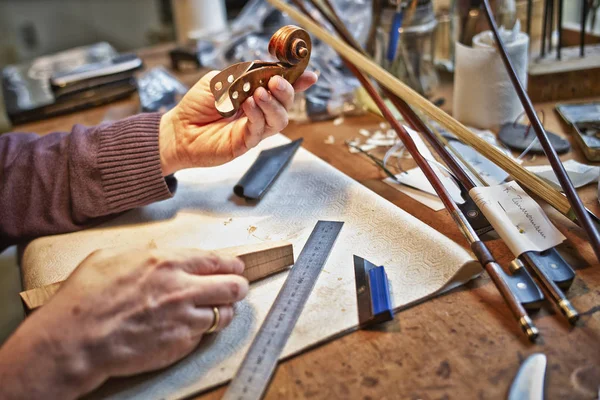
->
[367,138,396,146]
[325,135,336,144]
[333,116,344,126]
[348,142,378,154]
[371,131,385,140]
[379,122,389,130]
[359,144,377,152]
[386,129,397,138]
[358,128,370,137]
[248,226,257,235]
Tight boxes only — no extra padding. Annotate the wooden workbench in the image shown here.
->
[13,46,600,399]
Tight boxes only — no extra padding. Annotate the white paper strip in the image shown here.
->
[527,159,600,189]
[469,181,566,256]
[383,176,445,211]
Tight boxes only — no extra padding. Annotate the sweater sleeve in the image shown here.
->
[0,112,177,247]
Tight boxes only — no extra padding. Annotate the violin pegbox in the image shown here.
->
[210,25,312,118]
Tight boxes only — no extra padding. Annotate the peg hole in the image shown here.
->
[227,75,234,83]
[232,91,239,100]
[215,81,223,91]
[243,82,251,92]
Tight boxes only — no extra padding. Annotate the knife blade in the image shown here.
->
[508,353,547,400]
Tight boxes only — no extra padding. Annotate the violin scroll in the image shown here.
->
[268,25,310,65]
[210,25,312,118]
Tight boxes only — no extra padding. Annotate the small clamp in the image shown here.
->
[210,25,312,118]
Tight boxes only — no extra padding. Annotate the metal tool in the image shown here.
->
[508,353,547,400]
[234,138,303,200]
[223,220,344,400]
[353,256,394,328]
[210,25,311,117]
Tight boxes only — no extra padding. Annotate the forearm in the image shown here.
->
[0,311,104,400]
[0,113,176,246]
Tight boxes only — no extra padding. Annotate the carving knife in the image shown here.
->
[508,353,547,400]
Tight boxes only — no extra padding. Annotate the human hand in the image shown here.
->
[0,248,248,399]
[158,70,318,175]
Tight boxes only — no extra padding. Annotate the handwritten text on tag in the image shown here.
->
[469,181,566,256]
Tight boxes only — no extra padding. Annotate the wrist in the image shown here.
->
[159,110,183,176]
[0,309,106,400]
[39,307,108,397]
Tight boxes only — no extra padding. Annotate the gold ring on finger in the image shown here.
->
[206,306,220,334]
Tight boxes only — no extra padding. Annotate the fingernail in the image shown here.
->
[257,87,270,102]
[275,76,286,91]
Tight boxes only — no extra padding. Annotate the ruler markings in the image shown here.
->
[222,221,344,400]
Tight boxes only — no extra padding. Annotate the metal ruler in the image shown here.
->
[222,220,344,400]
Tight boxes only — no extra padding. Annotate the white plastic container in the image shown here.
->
[171,0,228,44]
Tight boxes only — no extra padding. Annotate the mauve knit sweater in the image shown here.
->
[0,112,176,251]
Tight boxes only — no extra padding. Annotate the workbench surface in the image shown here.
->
[13,45,600,400]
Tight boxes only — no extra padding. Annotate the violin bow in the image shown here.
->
[481,0,600,263]
[286,0,539,341]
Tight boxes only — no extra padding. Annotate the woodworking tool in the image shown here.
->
[223,221,344,400]
[508,353,547,400]
[210,25,311,117]
[234,138,303,200]
[353,256,394,328]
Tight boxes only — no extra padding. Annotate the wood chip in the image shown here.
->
[358,128,370,137]
[325,135,336,144]
[333,116,344,126]
[371,130,385,140]
[379,122,389,130]
[366,138,396,146]
[359,144,377,152]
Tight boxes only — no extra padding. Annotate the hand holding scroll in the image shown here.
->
[159,70,317,175]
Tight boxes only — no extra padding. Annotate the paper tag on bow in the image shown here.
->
[469,181,566,256]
